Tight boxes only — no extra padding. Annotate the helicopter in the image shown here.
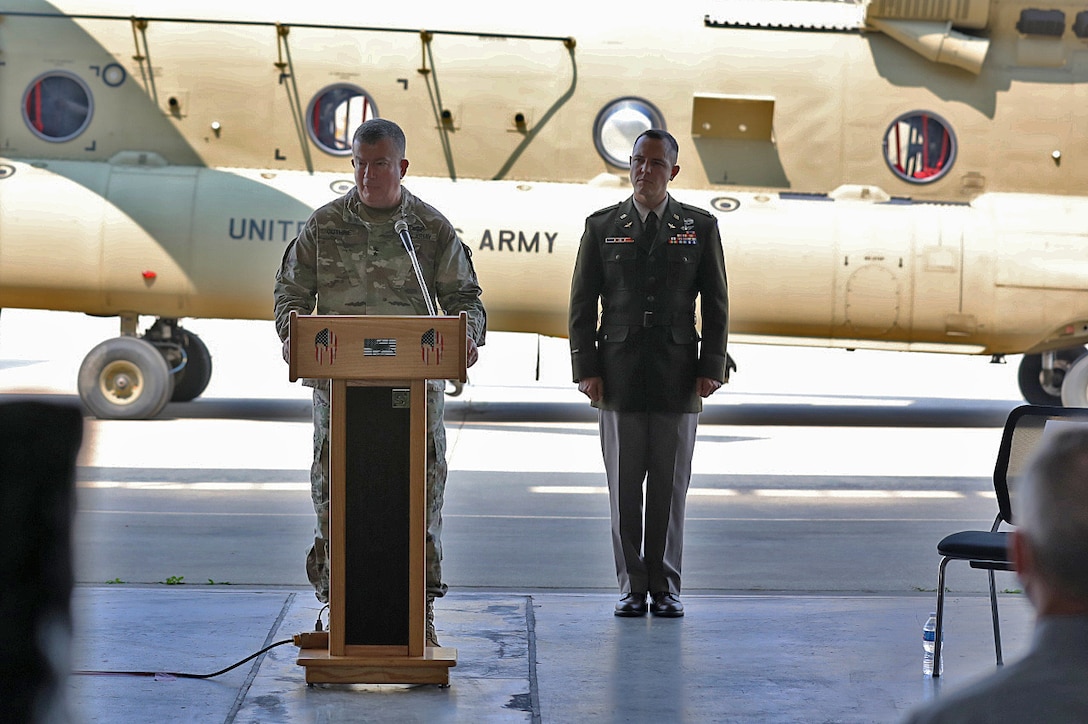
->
[3,0,1088,418]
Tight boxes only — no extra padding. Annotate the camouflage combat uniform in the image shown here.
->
[273,186,486,604]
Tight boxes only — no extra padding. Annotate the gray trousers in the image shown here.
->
[599,409,698,595]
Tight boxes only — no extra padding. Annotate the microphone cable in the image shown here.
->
[72,605,329,680]
[72,638,294,680]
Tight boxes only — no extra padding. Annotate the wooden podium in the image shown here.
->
[288,311,466,685]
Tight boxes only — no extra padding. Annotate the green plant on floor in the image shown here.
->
[163,575,185,585]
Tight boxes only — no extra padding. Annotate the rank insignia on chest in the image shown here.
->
[605,237,636,244]
[668,232,698,245]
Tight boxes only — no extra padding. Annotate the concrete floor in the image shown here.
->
[65,586,1034,723]
[1,313,1038,721]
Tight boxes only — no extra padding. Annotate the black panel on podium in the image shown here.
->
[343,385,411,646]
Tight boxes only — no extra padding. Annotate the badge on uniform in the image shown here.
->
[616,213,635,233]
[668,232,698,245]
[605,237,635,244]
[668,216,697,244]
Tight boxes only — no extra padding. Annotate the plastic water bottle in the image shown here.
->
[923,612,943,676]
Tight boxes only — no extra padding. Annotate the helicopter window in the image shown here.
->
[1017,9,1065,36]
[306,84,378,156]
[882,111,956,184]
[593,97,667,169]
[1074,11,1088,38]
[22,72,93,143]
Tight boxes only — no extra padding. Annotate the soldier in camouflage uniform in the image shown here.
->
[273,118,486,647]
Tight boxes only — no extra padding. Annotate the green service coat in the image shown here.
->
[568,195,729,413]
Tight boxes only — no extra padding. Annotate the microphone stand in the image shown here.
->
[394,217,437,316]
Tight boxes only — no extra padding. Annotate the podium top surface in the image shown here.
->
[289,312,468,382]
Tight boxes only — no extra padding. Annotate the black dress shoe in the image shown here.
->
[614,592,648,617]
[650,592,684,617]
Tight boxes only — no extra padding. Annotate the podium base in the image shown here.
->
[297,646,457,685]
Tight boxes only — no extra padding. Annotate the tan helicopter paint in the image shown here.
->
[3,0,1088,414]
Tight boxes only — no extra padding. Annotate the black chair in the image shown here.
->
[933,403,1088,676]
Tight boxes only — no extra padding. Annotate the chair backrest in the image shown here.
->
[993,404,1088,526]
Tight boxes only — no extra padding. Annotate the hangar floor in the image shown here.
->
[68,586,1033,723]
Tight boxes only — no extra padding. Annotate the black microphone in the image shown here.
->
[394,218,414,253]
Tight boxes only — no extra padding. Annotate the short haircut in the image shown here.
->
[634,129,679,165]
[352,118,406,158]
[1019,426,1088,600]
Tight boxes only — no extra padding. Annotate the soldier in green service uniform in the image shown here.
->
[569,129,729,620]
[273,118,486,647]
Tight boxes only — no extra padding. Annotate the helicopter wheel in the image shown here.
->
[77,337,175,420]
[1017,346,1086,406]
[168,329,213,402]
[1060,353,1088,407]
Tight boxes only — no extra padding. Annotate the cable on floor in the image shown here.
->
[73,638,294,680]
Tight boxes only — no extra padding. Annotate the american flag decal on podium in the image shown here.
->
[314,328,337,365]
[421,328,444,365]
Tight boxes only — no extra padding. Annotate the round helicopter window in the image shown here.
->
[593,97,666,169]
[23,72,93,143]
[882,111,957,184]
[307,84,378,156]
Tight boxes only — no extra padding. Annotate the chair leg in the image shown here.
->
[987,569,1003,666]
[934,556,951,677]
